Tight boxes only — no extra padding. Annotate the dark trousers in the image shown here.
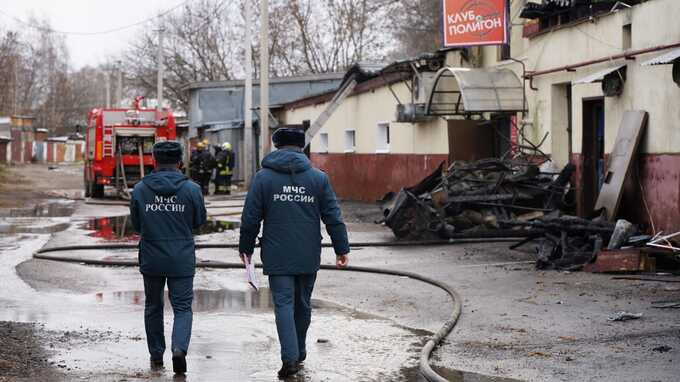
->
[143,275,194,359]
[200,173,211,195]
[268,273,317,363]
[214,174,232,195]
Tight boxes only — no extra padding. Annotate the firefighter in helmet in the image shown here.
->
[214,142,235,195]
[189,141,213,195]
[189,141,205,184]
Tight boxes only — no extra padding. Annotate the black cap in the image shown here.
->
[153,141,183,164]
[272,128,305,148]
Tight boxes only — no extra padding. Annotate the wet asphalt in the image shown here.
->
[1,192,679,381]
[1,200,434,381]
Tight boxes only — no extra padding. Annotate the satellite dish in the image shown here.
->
[672,60,680,87]
[602,68,626,97]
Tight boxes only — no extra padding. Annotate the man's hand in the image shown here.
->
[240,253,252,265]
[336,254,349,268]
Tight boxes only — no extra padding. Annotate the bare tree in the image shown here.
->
[262,0,391,75]
[387,0,442,59]
[125,0,244,110]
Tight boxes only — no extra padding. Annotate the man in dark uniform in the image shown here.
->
[198,140,215,196]
[239,128,349,379]
[189,141,214,196]
[189,141,205,187]
[214,142,235,195]
[130,141,207,375]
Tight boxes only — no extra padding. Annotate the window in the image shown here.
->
[376,122,390,153]
[319,133,329,153]
[344,130,356,152]
[622,24,632,51]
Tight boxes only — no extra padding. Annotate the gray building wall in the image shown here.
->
[185,74,343,181]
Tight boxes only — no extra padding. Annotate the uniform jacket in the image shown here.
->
[216,149,235,176]
[239,148,349,275]
[130,169,207,277]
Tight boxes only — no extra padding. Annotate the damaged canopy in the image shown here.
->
[640,47,680,66]
[426,67,526,116]
[573,63,626,84]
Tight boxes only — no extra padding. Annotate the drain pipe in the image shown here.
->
[31,252,460,382]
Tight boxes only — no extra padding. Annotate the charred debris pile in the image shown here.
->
[379,159,645,271]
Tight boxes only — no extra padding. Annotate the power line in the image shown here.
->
[0,0,190,36]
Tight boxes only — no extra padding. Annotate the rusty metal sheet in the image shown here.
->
[595,110,648,220]
[584,248,655,273]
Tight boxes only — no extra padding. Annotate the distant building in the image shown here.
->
[183,73,343,180]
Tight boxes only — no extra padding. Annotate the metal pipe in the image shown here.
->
[243,0,254,188]
[526,42,680,78]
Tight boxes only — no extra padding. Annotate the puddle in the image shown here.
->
[80,216,239,241]
[401,366,523,382]
[8,200,75,217]
[95,288,273,312]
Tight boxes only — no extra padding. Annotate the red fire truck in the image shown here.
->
[84,98,176,198]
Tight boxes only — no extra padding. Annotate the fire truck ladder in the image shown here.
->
[115,148,131,200]
[103,125,114,157]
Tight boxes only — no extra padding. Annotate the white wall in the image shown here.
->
[283,82,449,155]
[474,0,680,162]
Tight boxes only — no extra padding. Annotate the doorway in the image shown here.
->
[581,98,605,216]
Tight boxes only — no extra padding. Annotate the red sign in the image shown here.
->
[442,0,508,47]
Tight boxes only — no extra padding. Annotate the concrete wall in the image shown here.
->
[488,0,680,160]
[281,80,450,201]
[284,82,449,155]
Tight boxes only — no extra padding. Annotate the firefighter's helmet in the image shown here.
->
[196,142,205,149]
[202,139,210,146]
[222,142,232,151]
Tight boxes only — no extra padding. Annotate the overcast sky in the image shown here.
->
[0,0,183,69]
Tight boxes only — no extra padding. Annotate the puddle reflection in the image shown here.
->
[81,216,239,242]
[95,288,272,312]
[9,201,75,217]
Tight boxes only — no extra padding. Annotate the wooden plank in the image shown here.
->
[594,110,648,220]
[305,78,357,147]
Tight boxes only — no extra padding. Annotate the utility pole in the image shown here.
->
[13,55,18,115]
[156,24,165,111]
[116,60,123,108]
[259,0,270,161]
[105,71,111,108]
[243,0,254,187]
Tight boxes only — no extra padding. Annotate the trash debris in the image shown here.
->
[506,214,620,270]
[646,231,680,252]
[381,159,575,240]
[583,248,655,273]
[651,301,680,309]
[607,219,635,250]
[607,311,643,322]
[652,345,672,353]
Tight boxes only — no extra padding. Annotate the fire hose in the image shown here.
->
[32,236,524,382]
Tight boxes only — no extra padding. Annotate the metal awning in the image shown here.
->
[573,63,626,84]
[426,67,525,116]
[640,48,680,66]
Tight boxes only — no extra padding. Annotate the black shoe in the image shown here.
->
[297,352,306,368]
[277,362,300,379]
[172,350,187,374]
[150,357,164,370]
